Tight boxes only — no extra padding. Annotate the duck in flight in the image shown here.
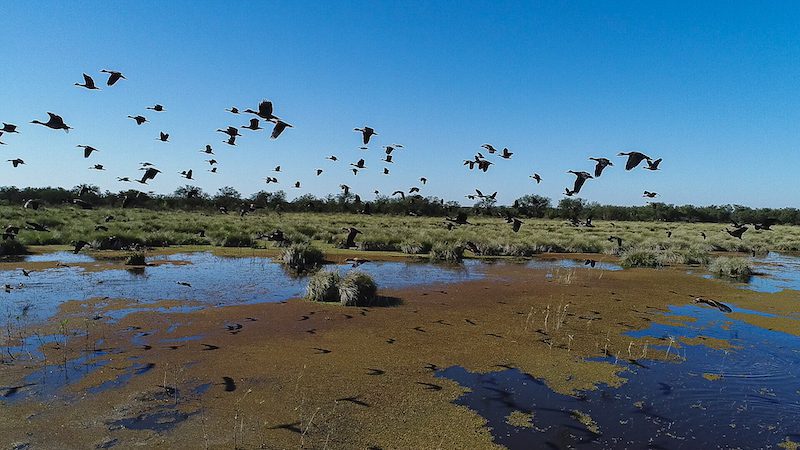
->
[75,73,99,90]
[618,151,650,170]
[589,157,613,177]
[31,113,71,132]
[100,69,126,86]
[354,126,377,145]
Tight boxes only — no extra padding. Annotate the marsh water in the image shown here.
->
[2,251,799,448]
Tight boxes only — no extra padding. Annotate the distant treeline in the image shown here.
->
[1,185,798,225]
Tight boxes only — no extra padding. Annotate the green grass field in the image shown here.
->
[4,206,800,263]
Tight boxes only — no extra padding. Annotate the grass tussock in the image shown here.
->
[281,243,325,272]
[305,270,341,302]
[338,271,378,307]
[709,257,753,280]
[429,242,465,262]
[0,239,28,256]
[125,250,146,266]
[304,269,378,306]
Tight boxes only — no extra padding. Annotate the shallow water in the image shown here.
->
[0,252,485,324]
[699,252,800,293]
[526,258,622,272]
[439,304,800,449]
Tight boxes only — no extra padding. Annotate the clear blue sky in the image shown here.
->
[2,1,799,207]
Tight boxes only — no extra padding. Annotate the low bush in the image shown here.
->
[709,257,753,280]
[338,271,378,306]
[305,270,341,302]
[281,243,324,272]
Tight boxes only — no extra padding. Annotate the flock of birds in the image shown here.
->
[0,70,779,245]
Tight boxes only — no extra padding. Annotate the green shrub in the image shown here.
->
[0,239,28,256]
[429,242,464,262]
[281,243,324,272]
[219,233,255,248]
[338,271,378,306]
[305,270,341,302]
[125,251,146,266]
[620,247,661,268]
[709,257,753,280]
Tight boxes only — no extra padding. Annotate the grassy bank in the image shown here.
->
[5,206,800,260]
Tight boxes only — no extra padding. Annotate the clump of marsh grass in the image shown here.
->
[0,239,28,256]
[125,250,146,266]
[305,270,341,303]
[709,256,753,280]
[619,247,661,268]
[281,243,325,272]
[429,242,464,262]
[338,271,378,306]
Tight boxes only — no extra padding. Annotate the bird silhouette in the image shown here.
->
[500,148,513,159]
[271,120,292,139]
[31,113,71,132]
[511,218,523,232]
[158,132,169,142]
[8,159,25,167]
[75,73,99,90]
[128,115,147,125]
[726,226,748,239]
[354,126,377,145]
[316,169,323,176]
[100,69,126,86]
[241,118,261,130]
[139,167,161,184]
[618,151,650,170]
[644,158,662,171]
[326,155,338,161]
[200,145,214,154]
[343,227,362,248]
[589,157,613,177]
[530,173,542,183]
[77,145,99,158]
[351,159,366,169]
[567,170,593,194]
[217,126,240,138]
[90,164,105,171]
[481,143,497,154]
[180,170,193,180]
[1,124,19,133]
[643,191,658,198]
[244,100,279,121]
[226,107,240,114]
[146,104,164,112]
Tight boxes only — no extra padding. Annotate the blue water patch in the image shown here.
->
[0,252,485,324]
[526,258,623,271]
[439,304,800,449]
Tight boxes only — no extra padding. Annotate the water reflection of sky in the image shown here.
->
[439,304,800,449]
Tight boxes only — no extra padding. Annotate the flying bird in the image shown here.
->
[589,157,613,177]
[146,104,164,112]
[217,126,240,138]
[726,226,748,240]
[530,173,541,184]
[316,169,323,176]
[158,132,169,142]
[1,124,19,133]
[567,170,593,194]
[31,113,71,132]
[500,148,513,159]
[8,159,25,167]
[326,155,338,161]
[100,69,126,86]
[481,144,497,154]
[644,158,662,171]
[225,107,240,114]
[77,145,99,158]
[200,145,214,154]
[511,218,523,232]
[180,170,193,180]
[75,73,99,90]
[643,191,658,198]
[244,100,279,121]
[354,126,377,145]
[90,164,105,171]
[618,151,650,170]
[271,120,292,139]
[128,115,147,125]
[342,227,362,248]
[241,118,261,130]
[351,159,366,169]
[139,167,161,184]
